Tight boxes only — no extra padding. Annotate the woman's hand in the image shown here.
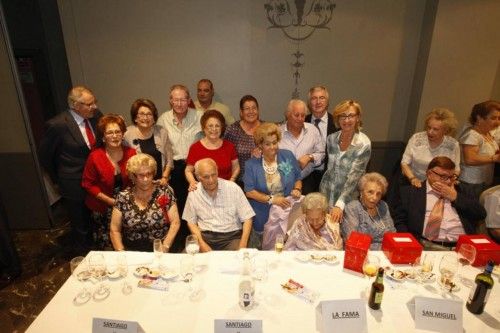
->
[410,177,422,188]
[291,188,301,199]
[329,207,343,223]
[272,195,291,209]
[251,147,262,158]
[188,181,198,192]
[159,177,169,186]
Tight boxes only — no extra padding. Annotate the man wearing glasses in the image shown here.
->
[157,84,203,251]
[39,85,102,254]
[389,156,486,250]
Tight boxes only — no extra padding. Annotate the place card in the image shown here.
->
[393,237,412,242]
[414,297,462,333]
[471,238,490,244]
[315,299,367,333]
[214,319,262,333]
[92,318,138,333]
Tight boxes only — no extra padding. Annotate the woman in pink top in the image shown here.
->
[185,110,239,190]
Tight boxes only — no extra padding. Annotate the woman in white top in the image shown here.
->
[459,100,500,198]
[401,108,459,187]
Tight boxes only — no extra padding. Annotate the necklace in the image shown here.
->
[262,157,278,175]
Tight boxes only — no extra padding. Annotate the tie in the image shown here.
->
[84,119,96,149]
[423,197,444,240]
[314,118,321,135]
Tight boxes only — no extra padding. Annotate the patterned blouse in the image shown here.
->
[341,200,396,250]
[224,121,258,180]
[401,131,460,181]
[319,131,371,210]
[115,185,176,251]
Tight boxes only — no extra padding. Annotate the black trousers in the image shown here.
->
[302,169,324,195]
[0,194,21,276]
[169,160,190,252]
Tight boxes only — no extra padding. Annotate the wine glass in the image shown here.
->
[438,253,458,292]
[186,235,200,256]
[70,256,91,305]
[153,238,163,266]
[416,253,436,282]
[457,244,477,287]
[88,253,110,300]
[117,253,132,295]
[251,257,268,305]
[274,234,284,254]
[362,254,380,298]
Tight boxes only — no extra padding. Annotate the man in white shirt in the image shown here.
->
[157,84,203,251]
[279,99,325,194]
[183,158,254,251]
[194,79,235,125]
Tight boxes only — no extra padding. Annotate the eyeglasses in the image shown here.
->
[77,100,97,108]
[137,112,154,118]
[171,98,188,104]
[338,113,357,121]
[104,130,122,136]
[242,106,258,112]
[430,169,456,181]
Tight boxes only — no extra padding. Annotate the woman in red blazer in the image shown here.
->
[82,114,136,249]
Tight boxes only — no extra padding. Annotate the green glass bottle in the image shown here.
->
[368,267,385,310]
[466,260,495,314]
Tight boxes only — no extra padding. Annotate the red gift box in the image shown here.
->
[343,231,372,273]
[382,232,423,264]
[456,235,500,267]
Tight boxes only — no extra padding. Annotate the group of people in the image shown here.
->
[38,81,500,256]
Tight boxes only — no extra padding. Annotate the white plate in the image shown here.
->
[107,269,121,279]
[160,269,178,280]
[310,253,338,264]
[295,253,310,263]
[419,271,436,283]
[134,266,150,278]
[385,268,406,282]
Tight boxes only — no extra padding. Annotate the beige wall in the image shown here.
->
[57,0,426,141]
[417,0,500,134]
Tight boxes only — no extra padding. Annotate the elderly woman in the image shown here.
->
[224,95,263,185]
[185,109,239,191]
[82,114,136,249]
[402,108,460,187]
[319,100,371,223]
[459,100,500,199]
[244,122,302,248]
[284,192,342,251]
[110,153,180,252]
[123,98,173,185]
[342,172,395,250]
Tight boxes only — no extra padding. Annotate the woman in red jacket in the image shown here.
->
[82,114,136,249]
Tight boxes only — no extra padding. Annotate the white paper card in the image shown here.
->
[393,237,412,242]
[414,297,462,333]
[315,299,367,333]
[471,238,490,244]
[214,319,262,333]
[92,318,138,333]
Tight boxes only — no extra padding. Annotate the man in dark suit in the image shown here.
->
[389,156,486,250]
[39,86,102,253]
[304,85,338,192]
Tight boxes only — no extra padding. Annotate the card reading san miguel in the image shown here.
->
[414,296,463,333]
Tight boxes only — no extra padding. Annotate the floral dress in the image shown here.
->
[115,185,176,251]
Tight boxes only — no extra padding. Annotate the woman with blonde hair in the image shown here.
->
[401,108,460,187]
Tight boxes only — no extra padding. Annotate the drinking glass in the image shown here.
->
[180,255,203,301]
[438,253,458,291]
[362,254,380,279]
[153,238,163,265]
[88,253,110,300]
[117,253,132,295]
[457,244,477,287]
[70,256,91,305]
[251,257,268,304]
[274,234,284,254]
[186,235,200,256]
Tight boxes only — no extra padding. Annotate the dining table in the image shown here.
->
[26,250,500,332]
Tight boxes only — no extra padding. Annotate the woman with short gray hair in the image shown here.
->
[341,172,395,250]
[284,192,343,251]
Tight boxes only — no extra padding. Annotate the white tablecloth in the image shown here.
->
[27,251,500,332]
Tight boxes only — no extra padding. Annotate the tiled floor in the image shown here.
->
[0,223,73,332]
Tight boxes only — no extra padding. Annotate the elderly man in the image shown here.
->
[194,79,235,125]
[389,156,486,250]
[183,158,254,251]
[157,84,203,251]
[39,86,102,253]
[279,99,325,194]
[306,85,338,142]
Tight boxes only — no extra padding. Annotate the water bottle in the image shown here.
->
[239,252,255,310]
